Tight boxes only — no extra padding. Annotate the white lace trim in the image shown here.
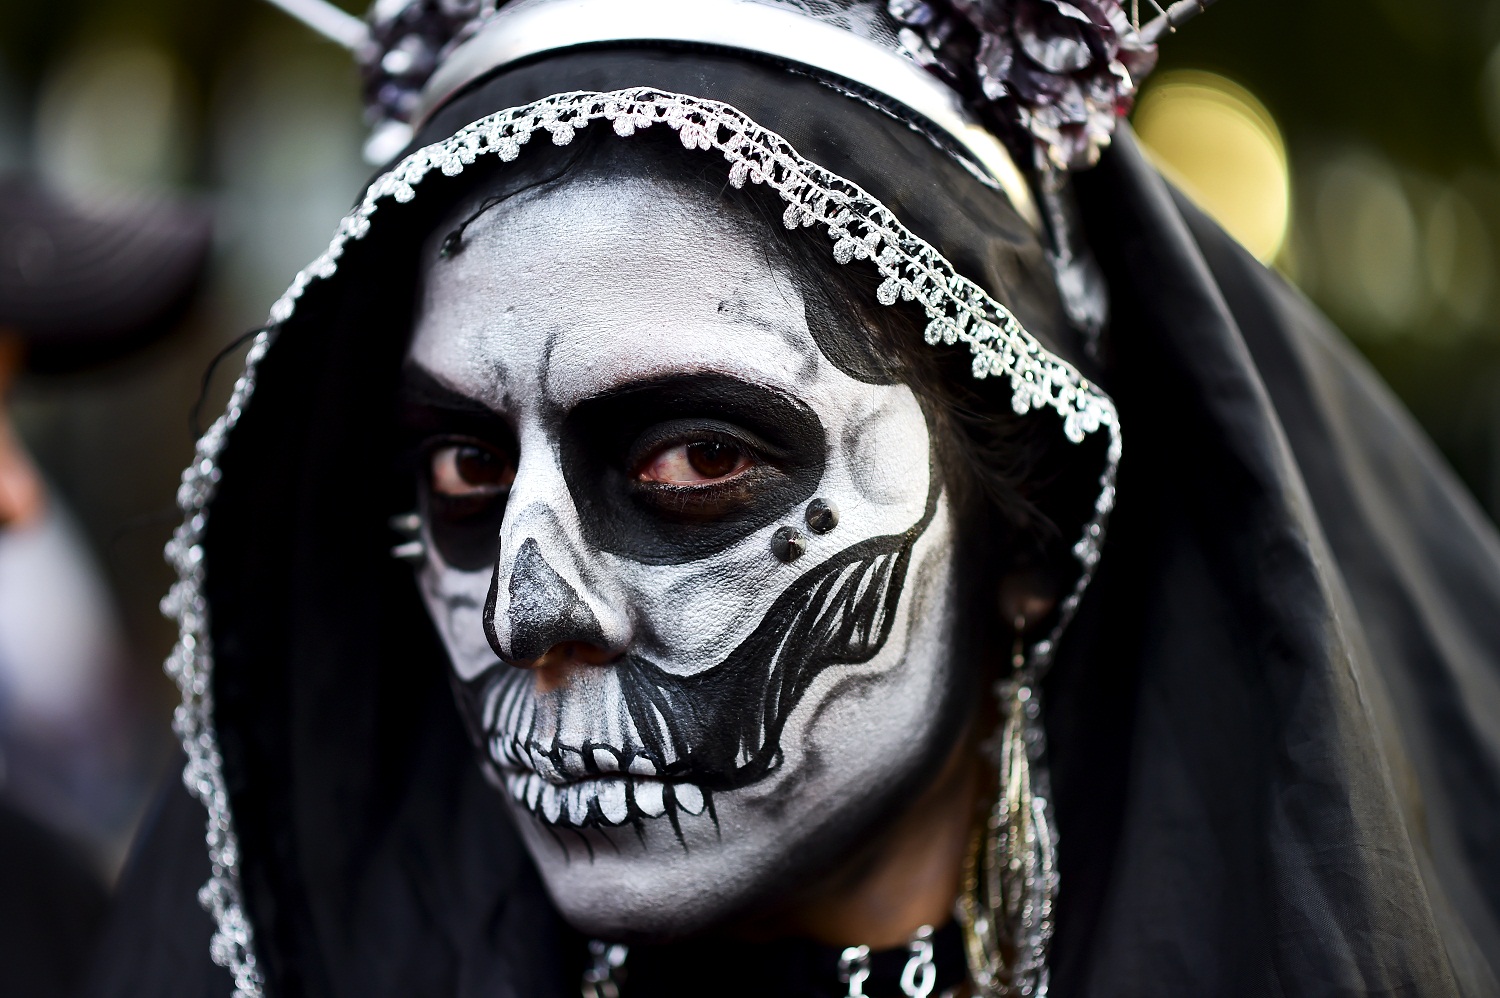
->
[162,87,1120,997]
[162,331,270,997]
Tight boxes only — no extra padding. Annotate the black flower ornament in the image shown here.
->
[891,0,1161,170]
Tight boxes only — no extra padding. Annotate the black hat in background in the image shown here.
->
[0,175,212,373]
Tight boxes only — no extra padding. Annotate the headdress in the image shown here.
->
[271,0,1217,173]
[175,3,1221,996]
[270,0,1218,337]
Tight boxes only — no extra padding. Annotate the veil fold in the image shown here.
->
[1043,132,1500,996]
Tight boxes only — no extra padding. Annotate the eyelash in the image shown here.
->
[626,417,772,468]
[633,432,754,479]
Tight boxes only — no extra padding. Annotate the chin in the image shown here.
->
[507,793,779,940]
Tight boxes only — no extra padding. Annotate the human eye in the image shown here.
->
[634,436,755,486]
[627,422,779,521]
[426,438,516,511]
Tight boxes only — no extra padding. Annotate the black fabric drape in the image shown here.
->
[84,52,1500,998]
[0,798,109,997]
[1041,131,1500,997]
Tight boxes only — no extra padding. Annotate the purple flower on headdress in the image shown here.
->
[358,0,492,126]
[891,0,1158,170]
[353,0,1165,173]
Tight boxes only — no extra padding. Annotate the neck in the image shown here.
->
[737,728,982,950]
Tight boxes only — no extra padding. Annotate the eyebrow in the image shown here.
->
[397,363,504,417]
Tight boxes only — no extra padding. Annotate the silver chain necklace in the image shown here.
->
[582,923,948,997]
[839,924,942,998]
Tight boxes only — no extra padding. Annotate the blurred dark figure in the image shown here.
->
[0,175,210,997]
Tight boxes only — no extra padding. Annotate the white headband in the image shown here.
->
[415,0,1043,230]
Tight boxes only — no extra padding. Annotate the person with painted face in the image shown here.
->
[86,2,1500,997]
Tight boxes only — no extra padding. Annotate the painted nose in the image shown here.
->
[486,537,614,665]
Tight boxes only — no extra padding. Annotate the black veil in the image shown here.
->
[83,49,1500,998]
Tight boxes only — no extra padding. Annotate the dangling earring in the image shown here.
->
[959,615,1059,998]
[389,511,425,563]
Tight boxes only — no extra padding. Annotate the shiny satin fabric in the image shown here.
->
[83,55,1500,998]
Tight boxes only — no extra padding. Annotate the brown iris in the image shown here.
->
[430,441,515,499]
[636,438,753,486]
[686,441,740,479]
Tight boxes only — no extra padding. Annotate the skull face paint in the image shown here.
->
[404,165,972,938]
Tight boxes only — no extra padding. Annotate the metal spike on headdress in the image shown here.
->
[1138,0,1222,44]
[261,0,370,50]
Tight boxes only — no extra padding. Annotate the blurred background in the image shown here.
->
[0,0,368,887]
[0,0,1493,883]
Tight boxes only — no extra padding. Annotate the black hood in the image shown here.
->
[85,48,1500,998]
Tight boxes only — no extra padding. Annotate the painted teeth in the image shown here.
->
[513,775,708,827]
[598,779,628,824]
[565,783,587,824]
[540,783,563,823]
[675,782,706,816]
[525,774,543,809]
[634,779,666,818]
[529,745,563,782]
[497,740,707,828]
[489,736,526,769]
[559,746,587,778]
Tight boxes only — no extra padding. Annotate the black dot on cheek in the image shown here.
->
[805,498,839,533]
[771,526,806,563]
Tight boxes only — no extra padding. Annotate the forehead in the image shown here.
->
[407,172,831,409]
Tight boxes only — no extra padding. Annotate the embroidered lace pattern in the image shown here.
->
[162,87,1121,998]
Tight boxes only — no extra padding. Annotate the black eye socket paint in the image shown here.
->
[400,367,828,570]
[561,373,828,566]
[624,417,784,477]
[398,365,519,572]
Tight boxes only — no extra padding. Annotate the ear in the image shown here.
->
[997,565,1059,634]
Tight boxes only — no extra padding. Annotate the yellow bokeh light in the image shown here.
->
[1133,71,1291,263]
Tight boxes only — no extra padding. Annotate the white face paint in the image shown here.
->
[404,168,967,938]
